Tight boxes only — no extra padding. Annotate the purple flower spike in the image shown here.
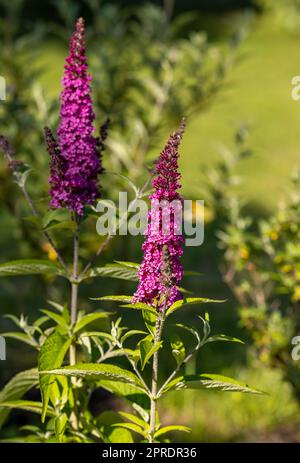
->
[133,119,186,311]
[47,17,103,216]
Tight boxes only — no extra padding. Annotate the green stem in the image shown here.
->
[148,315,164,443]
[70,219,80,365]
[69,218,80,431]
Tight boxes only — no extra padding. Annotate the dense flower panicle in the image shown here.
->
[48,17,103,216]
[133,119,186,310]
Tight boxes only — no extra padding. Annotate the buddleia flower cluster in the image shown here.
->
[133,120,185,310]
[46,18,104,216]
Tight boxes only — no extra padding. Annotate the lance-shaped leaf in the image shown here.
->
[40,310,69,331]
[118,411,149,430]
[142,310,156,338]
[170,334,186,366]
[121,330,147,344]
[114,261,139,269]
[139,337,163,370]
[0,259,64,277]
[166,297,224,317]
[73,312,110,333]
[206,334,244,344]
[154,425,191,439]
[41,363,145,391]
[42,209,70,229]
[97,379,150,420]
[0,332,39,348]
[121,303,157,315]
[91,295,133,303]
[111,422,145,437]
[0,369,39,428]
[0,400,55,417]
[87,264,138,282]
[91,296,157,314]
[162,373,265,395]
[38,331,72,422]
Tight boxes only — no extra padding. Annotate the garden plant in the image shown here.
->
[0,18,262,443]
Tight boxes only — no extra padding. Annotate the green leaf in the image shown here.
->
[121,330,147,344]
[97,411,134,443]
[91,296,157,314]
[139,337,163,370]
[0,400,55,417]
[38,331,72,422]
[88,264,138,282]
[47,300,64,313]
[206,334,244,344]
[121,303,157,315]
[97,380,150,418]
[154,425,191,439]
[166,297,224,317]
[91,295,133,303]
[143,310,156,337]
[118,411,148,430]
[184,271,202,276]
[79,331,113,342]
[55,413,68,441]
[107,427,134,443]
[163,374,265,395]
[114,261,139,269]
[40,310,69,331]
[42,363,145,390]
[73,312,110,333]
[42,209,70,229]
[170,335,186,366]
[17,168,32,188]
[175,323,200,345]
[111,422,145,437]
[0,332,38,348]
[0,260,63,277]
[44,221,76,232]
[0,369,38,428]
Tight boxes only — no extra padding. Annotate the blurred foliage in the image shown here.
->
[162,366,299,442]
[256,0,300,34]
[205,126,300,403]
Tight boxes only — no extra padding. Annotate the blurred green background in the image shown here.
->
[1,0,300,442]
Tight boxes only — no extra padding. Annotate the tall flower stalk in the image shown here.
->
[133,119,185,441]
[44,18,105,367]
[48,17,103,217]
[133,119,185,310]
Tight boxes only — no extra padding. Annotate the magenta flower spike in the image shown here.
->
[47,17,103,216]
[133,119,186,311]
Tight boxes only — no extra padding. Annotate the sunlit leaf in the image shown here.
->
[166,297,224,317]
[0,369,38,428]
[38,331,72,422]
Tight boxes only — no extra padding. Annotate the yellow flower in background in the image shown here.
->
[42,242,58,261]
[282,264,292,274]
[292,286,300,303]
[295,269,300,280]
[187,201,214,224]
[239,246,249,260]
[269,230,279,241]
